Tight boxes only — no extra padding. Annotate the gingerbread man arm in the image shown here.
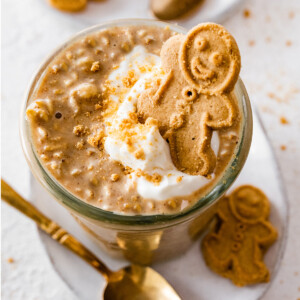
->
[254,221,278,249]
[205,94,236,129]
[197,113,217,175]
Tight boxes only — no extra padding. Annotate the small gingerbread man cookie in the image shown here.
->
[201,185,278,286]
[137,23,240,176]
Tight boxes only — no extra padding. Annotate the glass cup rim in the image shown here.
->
[20,18,253,227]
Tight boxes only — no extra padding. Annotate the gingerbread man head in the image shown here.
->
[229,185,270,223]
[137,23,241,176]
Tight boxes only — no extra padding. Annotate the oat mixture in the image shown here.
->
[26,24,242,215]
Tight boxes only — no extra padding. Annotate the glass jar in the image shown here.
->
[20,19,253,265]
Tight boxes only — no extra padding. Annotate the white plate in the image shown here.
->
[45,0,246,29]
[31,110,288,300]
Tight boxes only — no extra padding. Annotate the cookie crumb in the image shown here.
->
[73,125,87,136]
[176,176,183,183]
[248,40,255,47]
[280,117,289,124]
[87,129,105,149]
[265,37,271,43]
[268,92,275,99]
[286,40,292,47]
[134,149,145,160]
[90,61,101,72]
[288,11,294,19]
[280,145,286,151]
[243,9,251,18]
[7,257,14,264]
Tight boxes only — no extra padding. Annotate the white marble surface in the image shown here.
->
[1,0,300,299]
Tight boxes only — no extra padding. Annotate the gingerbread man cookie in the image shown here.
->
[201,185,278,286]
[137,23,240,176]
[48,0,87,12]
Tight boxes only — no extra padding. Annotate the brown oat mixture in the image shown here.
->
[26,25,241,215]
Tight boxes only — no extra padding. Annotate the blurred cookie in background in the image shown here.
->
[151,0,203,20]
[48,0,87,12]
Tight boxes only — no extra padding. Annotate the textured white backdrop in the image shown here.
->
[2,0,300,299]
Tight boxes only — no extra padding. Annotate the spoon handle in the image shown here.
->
[1,179,112,280]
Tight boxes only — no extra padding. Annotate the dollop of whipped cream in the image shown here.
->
[103,46,219,201]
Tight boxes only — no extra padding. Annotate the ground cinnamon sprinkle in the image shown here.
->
[280,117,289,125]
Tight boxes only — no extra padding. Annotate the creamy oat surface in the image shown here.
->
[26,24,241,215]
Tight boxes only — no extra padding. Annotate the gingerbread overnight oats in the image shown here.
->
[26,22,242,215]
[22,20,252,263]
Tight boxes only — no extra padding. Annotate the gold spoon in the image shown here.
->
[1,179,181,300]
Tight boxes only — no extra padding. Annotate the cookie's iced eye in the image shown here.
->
[182,86,197,101]
[210,52,223,66]
[194,36,208,51]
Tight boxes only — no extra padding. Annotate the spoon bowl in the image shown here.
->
[104,264,181,300]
